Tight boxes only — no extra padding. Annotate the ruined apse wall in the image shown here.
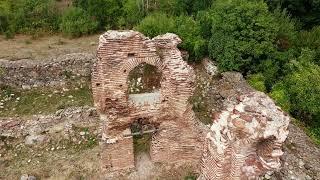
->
[199,92,290,179]
[92,31,206,173]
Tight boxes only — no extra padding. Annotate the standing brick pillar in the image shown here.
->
[92,31,206,175]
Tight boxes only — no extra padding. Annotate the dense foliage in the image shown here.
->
[135,13,206,60]
[60,7,99,37]
[208,0,278,72]
[266,0,320,28]
[0,0,320,141]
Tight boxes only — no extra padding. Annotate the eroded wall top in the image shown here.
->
[92,30,195,131]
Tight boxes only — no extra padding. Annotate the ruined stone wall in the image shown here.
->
[93,31,206,174]
[199,92,290,180]
[0,53,94,88]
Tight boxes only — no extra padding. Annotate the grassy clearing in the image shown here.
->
[0,85,93,117]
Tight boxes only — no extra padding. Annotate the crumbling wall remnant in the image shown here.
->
[93,30,206,174]
[93,30,290,179]
[199,92,290,179]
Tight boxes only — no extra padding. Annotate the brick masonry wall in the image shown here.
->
[199,92,290,180]
[93,31,206,173]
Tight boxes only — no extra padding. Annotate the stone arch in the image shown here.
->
[120,56,164,97]
[120,56,163,75]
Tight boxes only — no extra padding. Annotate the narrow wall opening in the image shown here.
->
[130,118,156,169]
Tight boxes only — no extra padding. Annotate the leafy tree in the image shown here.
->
[60,7,99,37]
[174,0,214,15]
[284,62,320,119]
[73,0,123,29]
[272,8,297,51]
[196,10,212,38]
[121,0,146,28]
[208,0,279,72]
[266,0,320,28]
[14,0,60,33]
[135,13,206,60]
[134,13,175,38]
[294,26,320,65]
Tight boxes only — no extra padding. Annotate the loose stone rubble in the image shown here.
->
[0,106,98,139]
[199,92,290,179]
[93,30,207,175]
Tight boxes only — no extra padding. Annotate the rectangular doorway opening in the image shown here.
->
[130,118,156,168]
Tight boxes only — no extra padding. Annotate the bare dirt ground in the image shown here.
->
[0,34,99,61]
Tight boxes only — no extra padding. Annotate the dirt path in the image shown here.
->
[0,34,99,61]
[128,153,155,180]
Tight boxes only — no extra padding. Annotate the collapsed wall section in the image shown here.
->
[199,92,290,179]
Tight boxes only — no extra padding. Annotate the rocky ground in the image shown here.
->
[270,123,320,180]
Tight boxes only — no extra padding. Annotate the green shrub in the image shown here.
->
[73,0,122,29]
[135,13,175,38]
[208,0,279,72]
[174,15,206,60]
[269,82,291,112]
[295,26,320,64]
[247,73,267,92]
[0,1,10,33]
[284,62,320,117]
[60,7,99,37]
[135,13,205,61]
[14,0,60,33]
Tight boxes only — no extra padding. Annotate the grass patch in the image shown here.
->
[0,85,93,117]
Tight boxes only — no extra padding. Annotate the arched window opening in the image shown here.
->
[128,63,161,94]
[127,63,162,107]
